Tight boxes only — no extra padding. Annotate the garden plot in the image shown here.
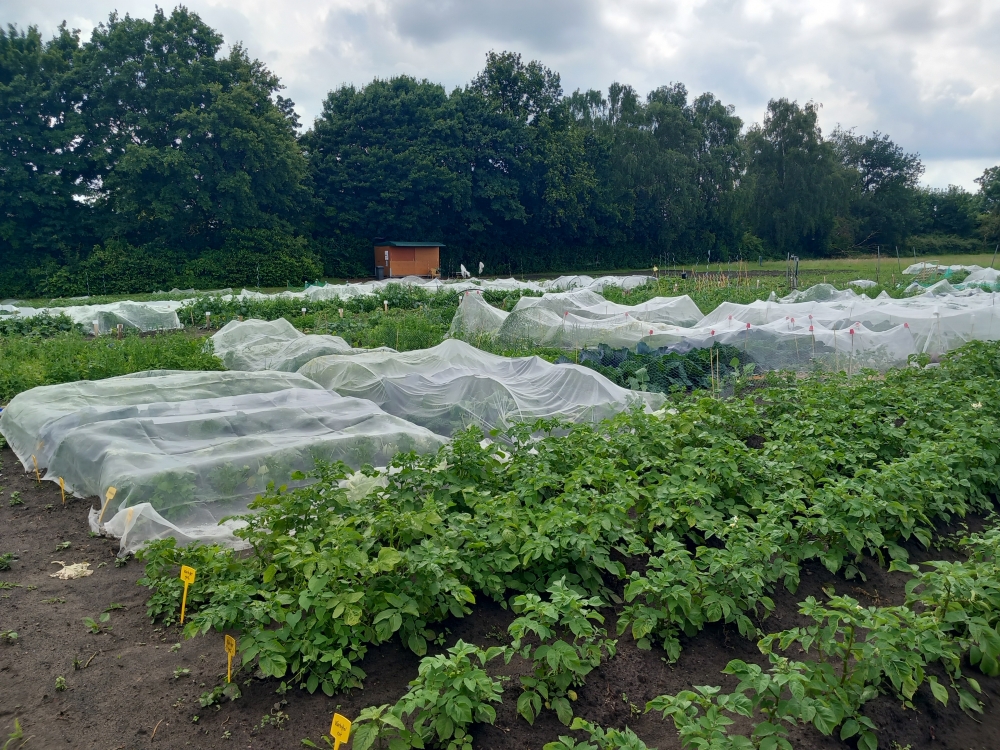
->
[0,371,446,553]
[0,370,316,469]
[210,317,392,371]
[448,289,704,347]
[4,299,184,333]
[451,283,1000,369]
[298,338,664,436]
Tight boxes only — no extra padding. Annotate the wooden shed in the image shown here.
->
[373,241,443,278]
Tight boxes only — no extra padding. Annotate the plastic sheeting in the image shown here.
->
[0,373,446,553]
[210,318,391,372]
[298,338,665,436]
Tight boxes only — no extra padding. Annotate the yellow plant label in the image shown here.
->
[225,634,237,682]
[179,565,196,624]
[59,477,66,504]
[97,486,118,524]
[31,454,40,482]
[330,713,351,746]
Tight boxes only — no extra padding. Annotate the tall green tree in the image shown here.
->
[303,77,469,242]
[976,165,1000,244]
[0,23,90,296]
[746,99,848,257]
[833,129,923,251]
[73,7,315,288]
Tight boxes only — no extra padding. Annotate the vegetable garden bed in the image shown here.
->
[3,340,1000,749]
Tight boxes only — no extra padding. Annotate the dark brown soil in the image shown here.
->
[2,444,999,750]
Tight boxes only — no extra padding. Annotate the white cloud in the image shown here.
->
[6,0,999,189]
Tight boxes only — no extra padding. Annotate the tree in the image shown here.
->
[469,51,562,124]
[833,129,923,250]
[913,186,979,237]
[976,166,1000,244]
[746,99,848,257]
[303,76,469,244]
[76,8,310,257]
[0,23,91,296]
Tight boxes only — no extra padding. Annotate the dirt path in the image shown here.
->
[1,445,998,750]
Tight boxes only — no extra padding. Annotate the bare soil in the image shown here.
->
[2,444,999,750]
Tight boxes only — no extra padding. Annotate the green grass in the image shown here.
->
[3,257,995,404]
[0,331,223,404]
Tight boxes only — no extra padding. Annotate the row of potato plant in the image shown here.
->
[631,520,1000,750]
[137,340,1000,747]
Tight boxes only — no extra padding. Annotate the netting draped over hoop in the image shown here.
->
[297,339,665,437]
[0,371,445,553]
[449,284,1000,372]
[210,317,392,372]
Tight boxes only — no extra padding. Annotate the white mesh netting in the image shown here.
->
[1,370,315,469]
[0,371,446,552]
[449,283,1000,371]
[210,318,391,372]
[297,339,665,437]
[0,275,656,331]
[3,300,183,333]
[448,290,704,349]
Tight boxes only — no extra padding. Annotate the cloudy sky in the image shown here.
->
[7,0,999,190]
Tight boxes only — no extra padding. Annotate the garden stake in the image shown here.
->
[60,477,65,504]
[97,486,117,524]
[330,713,352,749]
[31,455,40,483]
[179,565,197,624]
[225,634,236,683]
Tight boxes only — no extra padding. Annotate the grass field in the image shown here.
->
[8,252,995,308]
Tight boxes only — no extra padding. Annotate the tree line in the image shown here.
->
[2,7,998,297]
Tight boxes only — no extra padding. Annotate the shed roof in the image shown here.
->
[375,241,445,247]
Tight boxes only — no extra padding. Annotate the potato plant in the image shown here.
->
[506,579,616,726]
[135,340,1000,748]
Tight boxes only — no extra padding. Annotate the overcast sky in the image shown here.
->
[7,0,999,191]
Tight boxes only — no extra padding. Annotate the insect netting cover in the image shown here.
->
[700,285,1000,360]
[1,372,446,553]
[448,289,704,347]
[298,339,665,437]
[73,388,443,552]
[6,300,184,333]
[450,284,1000,371]
[210,318,391,372]
[512,289,704,325]
[0,370,320,471]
